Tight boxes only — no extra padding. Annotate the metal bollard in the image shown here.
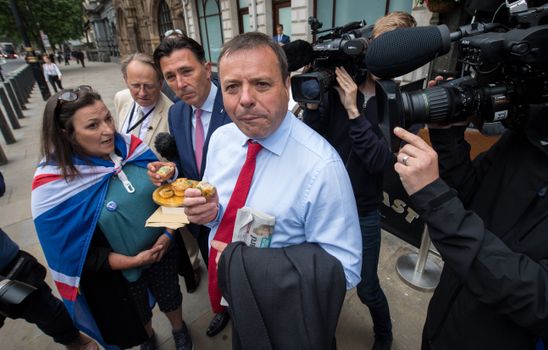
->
[3,82,24,119]
[396,227,442,291]
[21,66,34,96]
[0,86,21,129]
[0,107,16,145]
[0,143,7,165]
[9,77,27,108]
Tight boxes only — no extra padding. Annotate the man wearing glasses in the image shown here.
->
[115,52,203,294]
[114,53,173,158]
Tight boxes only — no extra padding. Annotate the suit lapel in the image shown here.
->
[118,101,133,132]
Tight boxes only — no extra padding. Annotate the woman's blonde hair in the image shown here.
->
[372,11,417,39]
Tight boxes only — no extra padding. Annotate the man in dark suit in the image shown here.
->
[273,24,290,45]
[150,34,232,338]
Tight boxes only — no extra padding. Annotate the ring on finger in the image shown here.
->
[402,155,409,166]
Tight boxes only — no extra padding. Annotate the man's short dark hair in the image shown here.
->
[218,32,289,82]
[153,35,206,67]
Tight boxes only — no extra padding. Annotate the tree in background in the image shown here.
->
[0,0,84,50]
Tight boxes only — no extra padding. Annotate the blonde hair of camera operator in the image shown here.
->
[372,11,417,39]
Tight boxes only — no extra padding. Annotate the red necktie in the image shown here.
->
[208,140,262,313]
[194,108,205,173]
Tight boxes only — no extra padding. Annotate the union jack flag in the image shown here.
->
[31,133,156,348]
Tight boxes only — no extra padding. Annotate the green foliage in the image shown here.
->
[0,0,84,48]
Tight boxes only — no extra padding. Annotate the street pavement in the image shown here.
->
[0,61,435,349]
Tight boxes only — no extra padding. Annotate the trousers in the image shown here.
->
[356,209,392,339]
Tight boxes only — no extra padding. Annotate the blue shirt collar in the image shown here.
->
[240,111,293,157]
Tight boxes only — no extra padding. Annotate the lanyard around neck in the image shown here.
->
[126,103,155,134]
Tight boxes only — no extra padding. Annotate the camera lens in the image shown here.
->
[402,85,470,125]
[301,79,321,101]
[291,70,336,104]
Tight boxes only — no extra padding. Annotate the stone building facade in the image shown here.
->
[113,0,418,64]
[84,0,120,62]
[113,0,186,57]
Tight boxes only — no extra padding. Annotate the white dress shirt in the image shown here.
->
[203,111,362,288]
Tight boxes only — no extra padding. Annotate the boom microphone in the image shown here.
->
[365,25,451,79]
[154,132,178,161]
[282,40,314,72]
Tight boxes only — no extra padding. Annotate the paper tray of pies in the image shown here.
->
[152,178,216,208]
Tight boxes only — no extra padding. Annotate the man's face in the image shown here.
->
[159,48,212,107]
[125,60,162,107]
[276,26,283,35]
[219,46,289,139]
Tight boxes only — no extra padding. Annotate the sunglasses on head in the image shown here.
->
[54,85,93,119]
[58,85,93,103]
[164,29,185,37]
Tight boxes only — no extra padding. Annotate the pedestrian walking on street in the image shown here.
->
[77,51,85,68]
[64,51,70,65]
[42,55,63,92]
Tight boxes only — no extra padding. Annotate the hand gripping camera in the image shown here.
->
[370,0,548,151]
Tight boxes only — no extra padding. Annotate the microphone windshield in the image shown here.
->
[366,25,451,79]
[282,40,314,72]
[154,132,178,161]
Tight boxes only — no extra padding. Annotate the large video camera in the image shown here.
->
[290,17,371,104]
[373,0,548,151]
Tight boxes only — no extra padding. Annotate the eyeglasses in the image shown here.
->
[54,85,93,119]
[164,29,185,37]
[128,83,160,92]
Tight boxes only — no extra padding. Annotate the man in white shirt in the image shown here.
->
[182,32,362,347]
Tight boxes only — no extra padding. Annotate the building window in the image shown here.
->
[196,0,223,63]
[315,0,391,30]
[238,0,250,33]
[158,0,174,39]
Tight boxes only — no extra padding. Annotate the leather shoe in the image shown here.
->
[372,335,393,350]
[206,310,230,337]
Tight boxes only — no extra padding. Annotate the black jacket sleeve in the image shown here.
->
[428,126,500,205]
[303,92,393,173]
[411,178,548,335]
[348,104,394,173]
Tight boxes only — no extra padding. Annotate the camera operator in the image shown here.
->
[393,91,548,348]
[0,171,98,350]
[303,11,416,350]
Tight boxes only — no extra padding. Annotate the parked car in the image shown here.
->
[0,42,17,59]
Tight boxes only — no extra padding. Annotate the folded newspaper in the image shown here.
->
[232,206,275,248]
[220,207,275,307]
